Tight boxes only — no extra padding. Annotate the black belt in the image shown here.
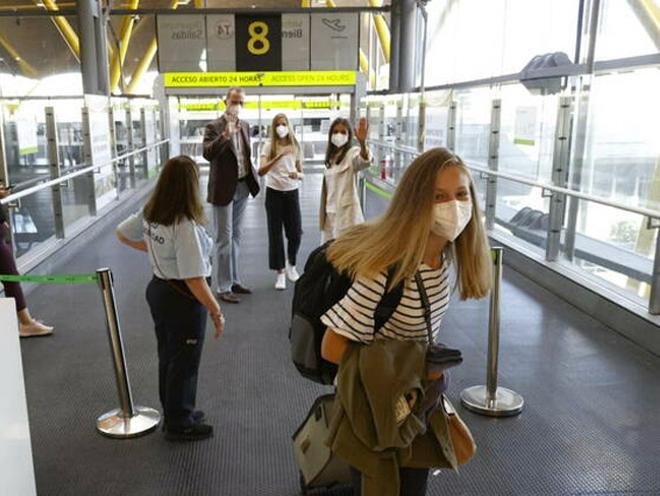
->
[237,176,248,182]
[153,275,196,300]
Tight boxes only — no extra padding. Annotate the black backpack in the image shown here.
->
[289,241,404,385]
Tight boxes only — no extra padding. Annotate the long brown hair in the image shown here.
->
[143,155,205,226]
[268,113,301,160]
[328,147,492,300]
[324,117,353,168]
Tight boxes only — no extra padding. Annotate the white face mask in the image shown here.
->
[431,200,473,241]
[226,103,241,116]
[331,132,349,148]
[275,125,289,138]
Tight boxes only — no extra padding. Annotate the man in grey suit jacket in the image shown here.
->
[203,87,260,303]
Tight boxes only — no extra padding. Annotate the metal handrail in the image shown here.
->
[369,141,419,154]
[0,139,169,205]
[367,139,660,221]
[366,53,660,96]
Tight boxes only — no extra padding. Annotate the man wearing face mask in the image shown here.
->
[203,87,260,304]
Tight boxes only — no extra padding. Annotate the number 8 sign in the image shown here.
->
[247,21,270,55]
[236,15,282,71]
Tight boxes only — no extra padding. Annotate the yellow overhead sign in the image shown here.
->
[177,99,349,111]
[165,71,356,88]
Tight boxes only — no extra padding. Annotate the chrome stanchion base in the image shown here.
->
[96,406,161,438]
[460,386,524,417]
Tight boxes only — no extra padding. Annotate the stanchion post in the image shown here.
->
[96,268,160,438]
[485,248,502,406]
[460,248,525,417]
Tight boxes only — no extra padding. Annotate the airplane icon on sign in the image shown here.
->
[321,18,346,32]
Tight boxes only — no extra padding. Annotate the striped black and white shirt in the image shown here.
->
[321,263,450,344]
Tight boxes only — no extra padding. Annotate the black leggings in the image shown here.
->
[350,466,429,496]
[265,187,302,271]
[0,223,26,312]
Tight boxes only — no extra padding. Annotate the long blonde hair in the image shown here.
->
[327,147,492,300]
[268,113,300,160]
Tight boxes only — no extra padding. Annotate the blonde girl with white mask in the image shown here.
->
[258,113,304,290]
[320,147,492,494]
[319,117,372,243]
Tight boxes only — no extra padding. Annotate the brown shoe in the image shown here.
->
[231,284,252,295]
[218,291,240,304]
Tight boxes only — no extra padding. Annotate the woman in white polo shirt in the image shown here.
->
[259,113,304,290]
[116,155,224,442]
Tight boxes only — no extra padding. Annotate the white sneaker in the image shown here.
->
[275,272,287,290]
[286,263,300,282]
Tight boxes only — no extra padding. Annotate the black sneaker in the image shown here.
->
[192,410,206,423]
[161,411,206,432]
[164,422,213,442]
[164,422,213,441]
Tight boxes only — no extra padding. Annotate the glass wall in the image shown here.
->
[454,87,491,166]
[565,67,660,300]
[361,74,659,310]
[359,0,660,313]
[493,84,560,247]
[424,0,578,86]
[595,0,660,61]
[1,95,167,263]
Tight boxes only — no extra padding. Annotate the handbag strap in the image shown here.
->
[414,271,434,345]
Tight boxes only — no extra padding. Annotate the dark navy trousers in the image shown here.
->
[146,277,207,429]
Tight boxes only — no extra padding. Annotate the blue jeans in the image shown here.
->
[212,181,250,293]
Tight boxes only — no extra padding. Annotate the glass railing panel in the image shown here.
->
[1,99,50,188]
[55,99,92,230]
[568,199,653,305]
[498,85,560,184]
[7,189,56,260]
[493,178,550,256]
[111,99,132,194]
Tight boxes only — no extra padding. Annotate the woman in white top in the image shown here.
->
[320,147,493,494]
[259,113,304,290]
[319,117,372,243]
[116,155,224,442]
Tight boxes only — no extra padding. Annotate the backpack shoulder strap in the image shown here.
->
[374,265,405,332]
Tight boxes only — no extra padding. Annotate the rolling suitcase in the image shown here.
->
[292,394,352,494]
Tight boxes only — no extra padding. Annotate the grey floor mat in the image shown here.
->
[19,173,660,496]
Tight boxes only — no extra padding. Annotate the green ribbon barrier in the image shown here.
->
[365,180,394,200]
[0,273,99,284]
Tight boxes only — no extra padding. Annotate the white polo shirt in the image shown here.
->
[117,212,212,280]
